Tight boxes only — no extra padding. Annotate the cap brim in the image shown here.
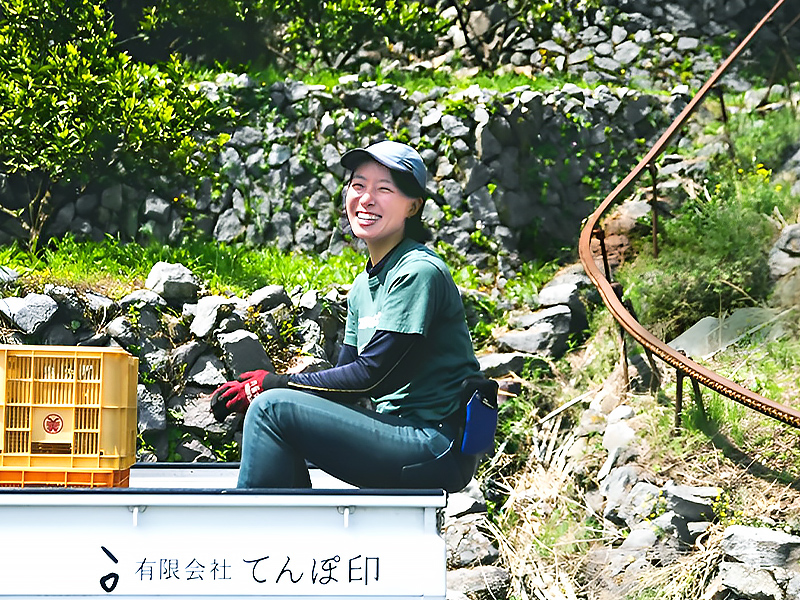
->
[340,148,406,174]
[340,145,427,198]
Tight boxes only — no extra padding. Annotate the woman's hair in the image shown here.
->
[344,159,432,243]
[388,168,425,199]
[387,169,431,243]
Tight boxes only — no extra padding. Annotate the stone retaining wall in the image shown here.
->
[3,0,794,271]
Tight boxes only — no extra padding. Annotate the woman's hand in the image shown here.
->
[210,370,288,421]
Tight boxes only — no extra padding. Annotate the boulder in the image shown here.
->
[145,262,200,303]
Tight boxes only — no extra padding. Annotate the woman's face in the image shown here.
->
[345,159,421,262]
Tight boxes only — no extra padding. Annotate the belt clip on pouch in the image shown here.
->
[460,380,498,455]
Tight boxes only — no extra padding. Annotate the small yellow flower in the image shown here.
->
[776,184,783,192]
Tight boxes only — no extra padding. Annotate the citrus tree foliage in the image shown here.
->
[0,0,227,249]
[109,0,269,66]
[275,0,445,67]
[113,0,446,68]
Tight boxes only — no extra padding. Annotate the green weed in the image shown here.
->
[504,259,562,307]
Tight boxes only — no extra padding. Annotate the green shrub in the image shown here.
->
[727,104,800,174]
[0,0,228,250]
[618,167,791,341]
[277,0,446,68]
[109,0,269,66]
[617,100,800,342]
[505,258,562,307]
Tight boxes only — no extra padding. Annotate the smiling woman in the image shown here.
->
[211,140,497,492]
[341,141,426,264]
[344,160,422,264]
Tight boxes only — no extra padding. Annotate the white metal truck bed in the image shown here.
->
[0,464,447,600]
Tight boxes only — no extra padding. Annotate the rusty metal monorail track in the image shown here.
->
[577,0,800,428]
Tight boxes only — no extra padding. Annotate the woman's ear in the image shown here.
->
[408,198,422,217]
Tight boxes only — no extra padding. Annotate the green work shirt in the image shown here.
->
[344,238,481,422]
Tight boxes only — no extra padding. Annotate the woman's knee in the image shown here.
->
[250,388,286,412]
[243,389,287,432]
[246,388,318,429]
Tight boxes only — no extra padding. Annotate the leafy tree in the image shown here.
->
[0,0,227,250]
[111,0,447,69]
[108,0,269,66]
[273,0,446,68]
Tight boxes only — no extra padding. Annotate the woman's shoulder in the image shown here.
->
[387,240,455,292]
[394,239,448,273]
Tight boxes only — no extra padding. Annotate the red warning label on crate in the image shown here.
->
[43,413,64,434]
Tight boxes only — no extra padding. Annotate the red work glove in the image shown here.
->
[210,370,289,421]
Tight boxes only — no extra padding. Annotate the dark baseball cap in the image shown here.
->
[340,140,427,197]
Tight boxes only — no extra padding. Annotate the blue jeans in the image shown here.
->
[237,389,471,489]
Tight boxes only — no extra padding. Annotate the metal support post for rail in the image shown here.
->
[675,363,708,432]
[715,85,728,124]
[675,369,684,431]
[691,378,707,421]
[592,227,631,390]
[648,162,659,258]
[611,282,629,390]
[593,227,612,281]
[762,11,800,106]
[714,86,736,160]
[623,299,660,392]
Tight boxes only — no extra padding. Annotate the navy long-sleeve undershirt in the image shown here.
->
[285,330,424,402]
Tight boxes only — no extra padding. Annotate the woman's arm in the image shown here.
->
[336,343,358,367]
[286,330,424,402]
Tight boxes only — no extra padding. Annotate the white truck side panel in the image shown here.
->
[0,467,447,599]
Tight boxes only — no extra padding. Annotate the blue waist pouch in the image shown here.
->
[459,377,499,455]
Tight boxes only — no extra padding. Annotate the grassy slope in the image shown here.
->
[481,95,800,599]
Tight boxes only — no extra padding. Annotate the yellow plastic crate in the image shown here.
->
[0,345,138,486]
[0,467,130,488]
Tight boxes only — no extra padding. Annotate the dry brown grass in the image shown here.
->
[623,526,726,600]
[487,412,610,600]
[20,271,145,300]
[487,331,800,600]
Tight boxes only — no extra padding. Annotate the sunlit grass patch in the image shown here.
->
[4,236,365,299]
